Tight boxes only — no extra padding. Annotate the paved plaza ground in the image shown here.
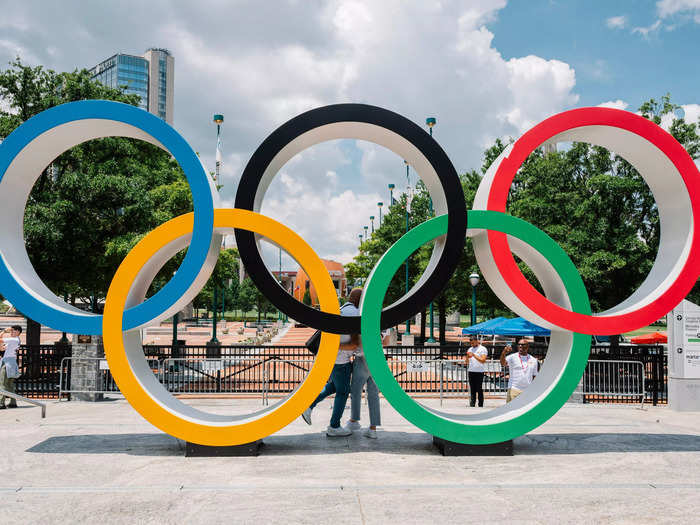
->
[1,396,699,524]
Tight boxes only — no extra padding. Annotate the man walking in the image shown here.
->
[500,338,538,403]
[0,325,21,408]
[466,336,488,407]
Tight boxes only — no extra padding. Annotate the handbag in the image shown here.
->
[304,302,355,355]
[305,330,322,355]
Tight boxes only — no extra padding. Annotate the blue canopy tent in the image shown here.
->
[461,316,508,335]
[493,317,550,337]
[462,316,550,337]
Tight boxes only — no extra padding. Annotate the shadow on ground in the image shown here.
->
[25,431,700,457]
[515,433,700,454]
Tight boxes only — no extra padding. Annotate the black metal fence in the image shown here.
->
[14,345,71,399]
[13,342,667,405]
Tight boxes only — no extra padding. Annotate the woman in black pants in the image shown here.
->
[466,337,488,407]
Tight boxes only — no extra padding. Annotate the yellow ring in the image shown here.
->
[103,209,340,446]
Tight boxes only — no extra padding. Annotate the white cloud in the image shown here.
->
[606,15,628,29]
[598,99,630,110]
[657,0,700,20]
[632,19,662,37]
[0,0,581,271]
[681,103,700,124]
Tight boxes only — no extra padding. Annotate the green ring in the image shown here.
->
[360,210,592,444]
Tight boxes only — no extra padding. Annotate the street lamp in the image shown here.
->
[377,202,383,226]
[425,117,437,343]
[358,233,363,247]
[388,183,395,206]
[403,160,412,336]
[469,272,480,326]
[213,113,224,186]
[370,215,375,234]
[208,113,224,347]
[363,225,368,241]
[171,271,179,349]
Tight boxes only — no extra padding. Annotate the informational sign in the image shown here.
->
[669,300,700,379]
[407,361,429,373]
[99,359,109,370]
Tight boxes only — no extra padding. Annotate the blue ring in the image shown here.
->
[0,100,215,334]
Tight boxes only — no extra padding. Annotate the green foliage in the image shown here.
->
[0,57,197,306]
[237,277,275,322]
[302,287,312,306]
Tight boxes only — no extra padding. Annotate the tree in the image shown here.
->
[0,58,218,345]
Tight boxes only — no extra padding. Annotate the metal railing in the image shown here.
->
[160,357,269,395]
[583,360,645,406]
[58,357,160,398]
[0,389,46,418]
[263,358,315,405]
[25,343,666,406]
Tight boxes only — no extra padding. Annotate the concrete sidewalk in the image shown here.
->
[1,396,699,524]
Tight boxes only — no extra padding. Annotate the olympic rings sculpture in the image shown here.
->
[1,100,698,446]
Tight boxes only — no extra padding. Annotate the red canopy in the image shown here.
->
[630,331,667,344]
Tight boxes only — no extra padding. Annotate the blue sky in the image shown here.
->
[492,1,699,111]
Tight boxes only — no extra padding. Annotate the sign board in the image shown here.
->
[201,361,223,372]
[669,300,700,379]
[407,361,430,373]
[99,359,109,370]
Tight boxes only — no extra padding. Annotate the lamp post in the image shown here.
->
[426,117,437,343]
[363,225,368,241]
[58,292,70,345]
[358,233,363,247]
[377,202,383,226]
[370,215,375,234]
[171,271,179,348]
[208,113,224,347]
[278,246,283,321]
[469,272,480,326]
[388,183,395,206]
[403,160,412,336]
[213,114,224,186]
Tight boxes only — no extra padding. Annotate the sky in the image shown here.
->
[1,0,699,272]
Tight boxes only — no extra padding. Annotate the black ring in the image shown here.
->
[234,104,466,334]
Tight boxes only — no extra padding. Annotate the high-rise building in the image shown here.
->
[89,48,174,124]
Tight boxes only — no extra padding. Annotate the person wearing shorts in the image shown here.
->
[500,339,538,402]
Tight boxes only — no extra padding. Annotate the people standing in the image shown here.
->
[301,293,359,437]
[343,288,383,439]
[466,336,488,407]
[0,325,22,409]
[500,338,538,403]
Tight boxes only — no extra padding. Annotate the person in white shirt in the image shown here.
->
[500,338,538,403]
[301,290,361,437]
[466,336,488,407]
[0,325,22,408]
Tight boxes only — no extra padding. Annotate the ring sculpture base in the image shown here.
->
[185,440,264,457]
[432,436,513,456]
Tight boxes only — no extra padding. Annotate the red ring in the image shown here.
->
[486,107,700,335]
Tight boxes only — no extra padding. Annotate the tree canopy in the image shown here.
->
[0,58,240,334]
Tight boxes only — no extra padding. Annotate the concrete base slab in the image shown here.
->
[185,440,263,457]
[4,398,700,523]
[433,435,513,456]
